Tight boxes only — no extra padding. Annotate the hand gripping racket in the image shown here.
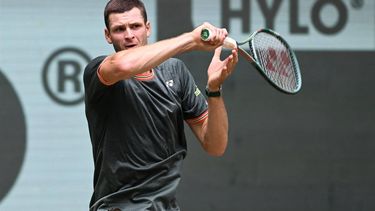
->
[201,28,302,94]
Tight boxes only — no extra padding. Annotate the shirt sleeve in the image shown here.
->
[178,60,208,124]
[83,55,111,104]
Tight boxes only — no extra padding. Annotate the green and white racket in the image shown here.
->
[201,28,302,94]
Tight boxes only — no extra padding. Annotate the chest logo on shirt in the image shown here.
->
[166,80,174,87]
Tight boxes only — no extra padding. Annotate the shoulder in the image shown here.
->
[85,56,107,73]
[157,58,190,76]
[84,56,107,82]
[160,58,187,69]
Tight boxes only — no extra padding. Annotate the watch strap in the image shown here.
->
[205,86,222,97]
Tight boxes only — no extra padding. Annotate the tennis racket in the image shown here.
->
[201,28,302,94]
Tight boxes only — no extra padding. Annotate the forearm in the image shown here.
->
[199,46,238,156]
[105,33,196,80]
[202,97,229,156]
[100,23,228,84]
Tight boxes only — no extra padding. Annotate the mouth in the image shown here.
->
[125,44,137,49]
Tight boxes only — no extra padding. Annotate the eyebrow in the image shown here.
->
[111,20,144,29]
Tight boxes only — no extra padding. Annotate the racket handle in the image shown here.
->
[201,28,237,49]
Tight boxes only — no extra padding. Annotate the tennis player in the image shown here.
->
[83,0,238,210]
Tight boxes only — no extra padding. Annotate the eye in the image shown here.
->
[113,26,125,33]
[130,24,141,30]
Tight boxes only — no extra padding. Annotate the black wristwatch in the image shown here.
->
[205,86,222,97]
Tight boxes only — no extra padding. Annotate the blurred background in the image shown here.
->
[0,0,374,210]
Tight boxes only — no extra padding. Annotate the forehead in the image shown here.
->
[108,7,144,28]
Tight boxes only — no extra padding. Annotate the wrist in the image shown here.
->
[205,85,222,97]
[207,84,221,92]
[177,33,196,53]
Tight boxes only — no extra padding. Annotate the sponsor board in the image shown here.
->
[192,0,375,50]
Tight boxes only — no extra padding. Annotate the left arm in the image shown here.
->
[188,47,238,156]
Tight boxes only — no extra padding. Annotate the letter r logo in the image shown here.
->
[42,47,91,106]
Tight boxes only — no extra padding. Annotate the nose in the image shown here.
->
[124,28,135,39]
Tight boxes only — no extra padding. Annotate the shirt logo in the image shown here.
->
[194,85,201,96]
[166,80,174,87]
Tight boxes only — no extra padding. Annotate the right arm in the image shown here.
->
[99,23,228,85]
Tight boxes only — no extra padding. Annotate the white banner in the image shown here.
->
[192,0,375,50]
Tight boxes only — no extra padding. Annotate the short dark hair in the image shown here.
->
[104,0,148,30]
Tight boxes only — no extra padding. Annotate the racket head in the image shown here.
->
[245,29,302,94]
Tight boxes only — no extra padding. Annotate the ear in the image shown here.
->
[146,21,151,38]
[104,28,113,44]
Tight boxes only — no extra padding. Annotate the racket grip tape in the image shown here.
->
[200,28,237,49]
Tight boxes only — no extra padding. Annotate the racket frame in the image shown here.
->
[201,28,302,94]
[238,29,302,94]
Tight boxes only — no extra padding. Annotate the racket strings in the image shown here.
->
[252,32,299,92]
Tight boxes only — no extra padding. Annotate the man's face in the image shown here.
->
[105,7,150,52]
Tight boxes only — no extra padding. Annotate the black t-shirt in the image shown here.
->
[84,56,208,211]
